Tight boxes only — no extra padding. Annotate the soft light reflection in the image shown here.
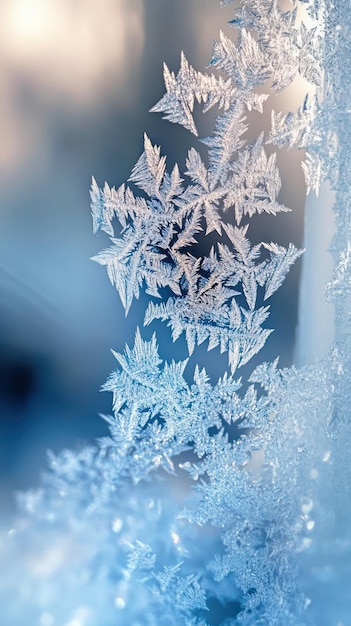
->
[0,0,144,99]
[0,0,144,171]
[114,596,126,609]
[40,613,55,626]
[65,606,91,626]
[5,0,59,51]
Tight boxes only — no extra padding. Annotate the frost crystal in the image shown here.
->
[1,1,351,625]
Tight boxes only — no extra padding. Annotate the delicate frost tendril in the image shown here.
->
[1,1,351,625]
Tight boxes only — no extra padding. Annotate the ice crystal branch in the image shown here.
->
[91,4,307,372]
[1,1,351,625]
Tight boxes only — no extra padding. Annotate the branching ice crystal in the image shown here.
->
[1,1,351,625]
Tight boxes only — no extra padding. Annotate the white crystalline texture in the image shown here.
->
[91,27,304,370]
[2,1,350,625]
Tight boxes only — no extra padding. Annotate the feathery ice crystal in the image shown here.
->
[1,1,351,624]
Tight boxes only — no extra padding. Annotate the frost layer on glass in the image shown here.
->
[1,1,350,625]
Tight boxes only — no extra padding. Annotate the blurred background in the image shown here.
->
[0,0,308,512]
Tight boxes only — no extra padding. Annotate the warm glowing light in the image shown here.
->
[0,0,144,171]
[0,0,144,101]
[6,0,57,48]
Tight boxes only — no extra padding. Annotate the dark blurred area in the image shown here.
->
[0,0,307,512]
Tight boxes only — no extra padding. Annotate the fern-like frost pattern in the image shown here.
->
[1,1,351,625]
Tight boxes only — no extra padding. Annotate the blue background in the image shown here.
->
[0,0,306,512]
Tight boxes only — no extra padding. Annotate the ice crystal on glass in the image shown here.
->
[1,1,351,624]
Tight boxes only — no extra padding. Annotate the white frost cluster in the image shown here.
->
[1,1,351,625]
